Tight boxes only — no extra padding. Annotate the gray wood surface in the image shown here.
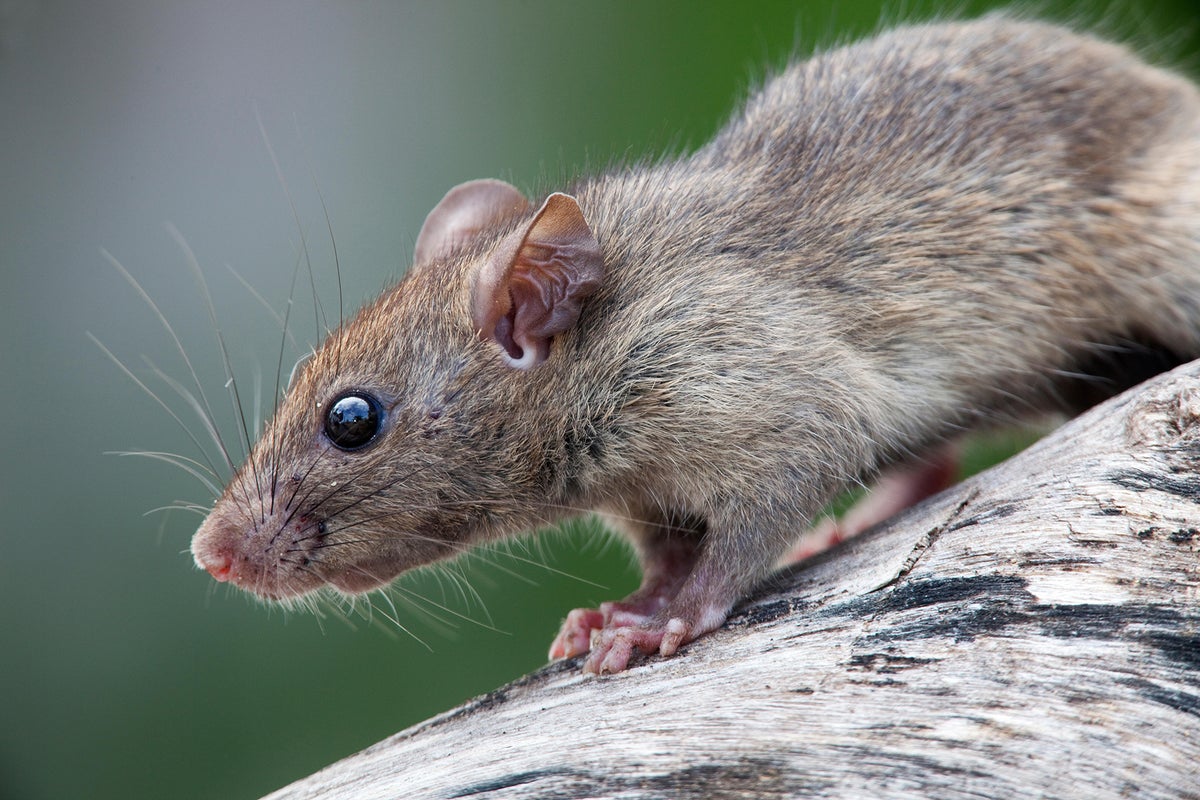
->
[266,361,1200,800]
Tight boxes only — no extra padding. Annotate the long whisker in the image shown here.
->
[141,359,254,521]
[287,461,426,540]
[336,565,433,650]
[387,577,507,634]
[254,110,328,340]
[166,223,266,525]
[269,255,307,517]
[144,503,211,518]
[87,334,226,484]
[433,558,496,625]
[107,450,222,495]
[225,262,300,352]
[100,249,236,474]
[309,168,344,374]
[317,515,609,590]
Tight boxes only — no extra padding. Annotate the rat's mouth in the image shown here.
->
[325,569,395,596]
[191,499,448,604]
[193,534,396,600]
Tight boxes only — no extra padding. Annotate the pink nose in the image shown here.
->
[200,551,233,582]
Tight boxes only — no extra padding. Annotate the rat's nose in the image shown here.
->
[194,546,233,582]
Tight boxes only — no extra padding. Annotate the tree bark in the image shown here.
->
[266,361,1200,800]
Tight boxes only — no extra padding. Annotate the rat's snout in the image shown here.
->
[189,491,332,601]
[191,514,236,582]
[194,545,232,582]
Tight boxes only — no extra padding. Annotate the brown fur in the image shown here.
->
[192,17,1200,671]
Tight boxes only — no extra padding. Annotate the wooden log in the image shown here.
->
[266,361,1200,800]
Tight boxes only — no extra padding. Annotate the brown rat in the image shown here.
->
[190,17,1200,674]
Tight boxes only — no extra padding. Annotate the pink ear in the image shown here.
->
[414,179,531,265]
[472,193,604,369]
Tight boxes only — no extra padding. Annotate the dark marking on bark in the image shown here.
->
[453,756,823,799]
[1030,604,1188,643]
[828,576,1031,644]
[1121,678,1200,718]
[1143,633,1200,672]
[426,685,511,733]
[843,577,1193,654]
[836,747,996,782]
[1070,537,1120,549]
[730,596,814,627]
[450,769,579,797]
[1108,469,1200,502]
[1170,527,1198,543]
[635,758,799,798]
[1016,556,1099,569]
[848,652,940,673]
[948,502,1019,530]
[878,575,1030,613]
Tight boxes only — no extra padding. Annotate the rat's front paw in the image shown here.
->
[549,598,662,660]
[548,607,605,659]
[582,617,691,674]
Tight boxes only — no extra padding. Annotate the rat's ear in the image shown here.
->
[414,179,532,265]
[472,193,604,369]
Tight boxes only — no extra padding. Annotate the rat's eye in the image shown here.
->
[324,392,384,450]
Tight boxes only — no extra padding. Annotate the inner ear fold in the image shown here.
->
[413,179,531,266]
[473,193,604,369]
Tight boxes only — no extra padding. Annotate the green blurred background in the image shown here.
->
[2,1,1197,798]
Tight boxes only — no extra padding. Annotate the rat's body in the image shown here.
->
[192,18,1200,673]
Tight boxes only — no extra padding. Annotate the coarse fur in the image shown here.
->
[192,16,1200,673]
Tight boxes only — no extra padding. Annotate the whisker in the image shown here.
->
[224,262,301,352]
[88,334,227,484]
[321,513,609,590]
[338,566,432,650]
[279,451,330,528]
[254,110,328,340]
[292,463,426,539]
[406,579,506,634]
[141,360,255,521]
[97,252,237,474]
[144,503,210,518]
[166,223,266,525]
[107,450,221,495]
[436,558,496,626]
[269,255,307,516]
[308,166,344,374]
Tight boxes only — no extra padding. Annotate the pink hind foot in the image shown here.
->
[783,445,960,564]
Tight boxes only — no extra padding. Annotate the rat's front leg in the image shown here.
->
[577,504,792,674]
[548,508,705,661]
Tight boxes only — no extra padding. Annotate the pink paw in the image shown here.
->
[548,607,605,659]
[582,617,690,674]
[548,600,658,660]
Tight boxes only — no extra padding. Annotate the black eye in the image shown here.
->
[324,392,383,450]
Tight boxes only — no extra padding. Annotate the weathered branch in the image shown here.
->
[267,361,1200,800]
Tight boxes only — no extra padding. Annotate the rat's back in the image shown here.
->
[580,17,1200,429]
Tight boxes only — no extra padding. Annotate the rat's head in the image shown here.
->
[190,180,604,601]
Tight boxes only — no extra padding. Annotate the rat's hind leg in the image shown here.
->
[548,507,705,660]
[783,444,960,563]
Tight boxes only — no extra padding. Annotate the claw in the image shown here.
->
[548,607,604,659]
[581,616,693,674]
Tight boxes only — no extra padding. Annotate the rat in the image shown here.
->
[190,16,1200,674]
